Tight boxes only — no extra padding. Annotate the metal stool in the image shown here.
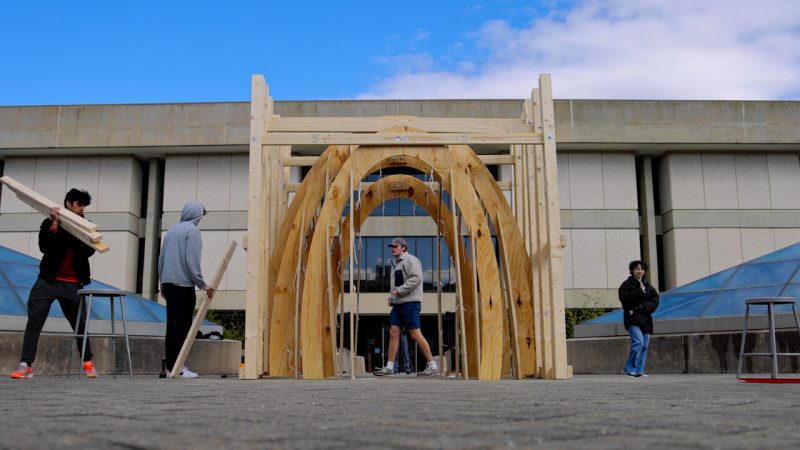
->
[736,297,800,380]
[68,289,133,380]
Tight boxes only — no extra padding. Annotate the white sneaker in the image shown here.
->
[179,367,198,378]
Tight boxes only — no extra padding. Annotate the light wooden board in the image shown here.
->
[0,176,109,253]
[170,241,237,378]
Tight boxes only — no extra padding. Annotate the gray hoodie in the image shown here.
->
[389,251,424,305]
[158,201,208,289]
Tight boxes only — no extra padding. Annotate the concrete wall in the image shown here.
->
[660,152,800,289]
[0,331,241,376]
[568,330,800,374]
[559,152,640,307]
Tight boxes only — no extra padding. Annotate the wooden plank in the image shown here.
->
[496,216,522,379]
[285,154,514,167]
[539,74,569,379]
[436,181,444,377]
[449,172,469,380]
[287,180,512,193]
[348,171,356,380]
[0,176,110,253]
[169,241,237,378]
[262,132,543,146]
[268,146,349,377]
[294,213,305,379]
[1,176,98,232]
[449,144,537,377]
[243,74,268,380]
[469,232,482,372]
[324,227,339,376]
[267,116,536,134]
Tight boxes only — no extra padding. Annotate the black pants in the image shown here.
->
[21,278,93,364]
[162,283,197,371]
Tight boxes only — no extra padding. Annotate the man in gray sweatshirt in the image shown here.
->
[374,237,439,376]
[158,201,214,378]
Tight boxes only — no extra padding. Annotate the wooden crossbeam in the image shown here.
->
[262,132,542,146]
[284,154,515,167]
[0,176,109,253]
[267,116,536,134]
[169,240,237,378]
[287,180,513,192]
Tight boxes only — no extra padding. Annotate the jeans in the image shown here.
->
[624,325,650,375]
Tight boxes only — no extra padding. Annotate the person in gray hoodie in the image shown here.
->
[158,201,214,378]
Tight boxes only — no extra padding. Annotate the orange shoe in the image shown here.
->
[10,363,33,379]
[83,361,98,378]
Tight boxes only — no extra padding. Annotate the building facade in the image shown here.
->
[1,99,798,317]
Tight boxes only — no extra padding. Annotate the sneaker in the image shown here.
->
[417,365,440,377]
[637,373,648,377]
[83,361,98,378]
[10,363,33,379]
[373,367,395,377]
[626,373,638,377]
[179,367,199,379]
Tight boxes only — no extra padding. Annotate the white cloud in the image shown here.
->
[358,0,800,100]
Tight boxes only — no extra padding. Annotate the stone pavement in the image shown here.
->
[1,374,799,449]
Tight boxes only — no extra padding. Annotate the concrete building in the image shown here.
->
[1,99,799,321]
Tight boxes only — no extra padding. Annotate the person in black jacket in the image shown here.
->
[10,189,98,380]
[618,260,659,377]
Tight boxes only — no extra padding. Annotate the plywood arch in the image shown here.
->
[299,146,503,379]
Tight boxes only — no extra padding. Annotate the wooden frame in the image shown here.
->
[243,74,568,380]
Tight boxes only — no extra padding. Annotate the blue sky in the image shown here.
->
[2,0,798,105]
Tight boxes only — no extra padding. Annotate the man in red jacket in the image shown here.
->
[10,189,98,379]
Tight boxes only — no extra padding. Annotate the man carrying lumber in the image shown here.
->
[374,237,439,377]
[10,189,98,379]
[158,201,214,379]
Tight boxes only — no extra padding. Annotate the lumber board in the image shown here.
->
[170,241,237,378]
[496,217,522,379]
[285,154,514,167]
[267,116,536,134]
[539,74,569,379]
[449,145,537,377]
[262,131,542,146]
[0,176,109,253]
[449,172,469,380]
[243,74,268,379]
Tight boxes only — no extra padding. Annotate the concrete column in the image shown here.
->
[141,158,164,300]
[637,155,659,288]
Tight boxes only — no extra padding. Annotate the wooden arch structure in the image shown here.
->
[243,74,568,380]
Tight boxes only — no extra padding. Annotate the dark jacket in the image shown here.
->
[618,275,659,334]
[38,218,95,286]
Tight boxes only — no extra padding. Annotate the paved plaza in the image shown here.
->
[1,373,799,449]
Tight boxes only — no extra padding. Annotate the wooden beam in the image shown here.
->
[0,176,109,253]
[285,154,515,167]
[169,241,237,379]
[539,74,569,379]
[262,132,542,146]
[267,116,536,134]
[449,172,469,380]
[287,180,513,192]
[243,74,268,380]
[496,217,522,379]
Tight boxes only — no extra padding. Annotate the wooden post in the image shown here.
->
[243,75,269,379]
[348,172,356,380]
[539,74,569,379]
[449,172,469,379]
[170,241,237,378]
[294,214,305,379]
[496,217,522,379]
[436,179,445,376]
